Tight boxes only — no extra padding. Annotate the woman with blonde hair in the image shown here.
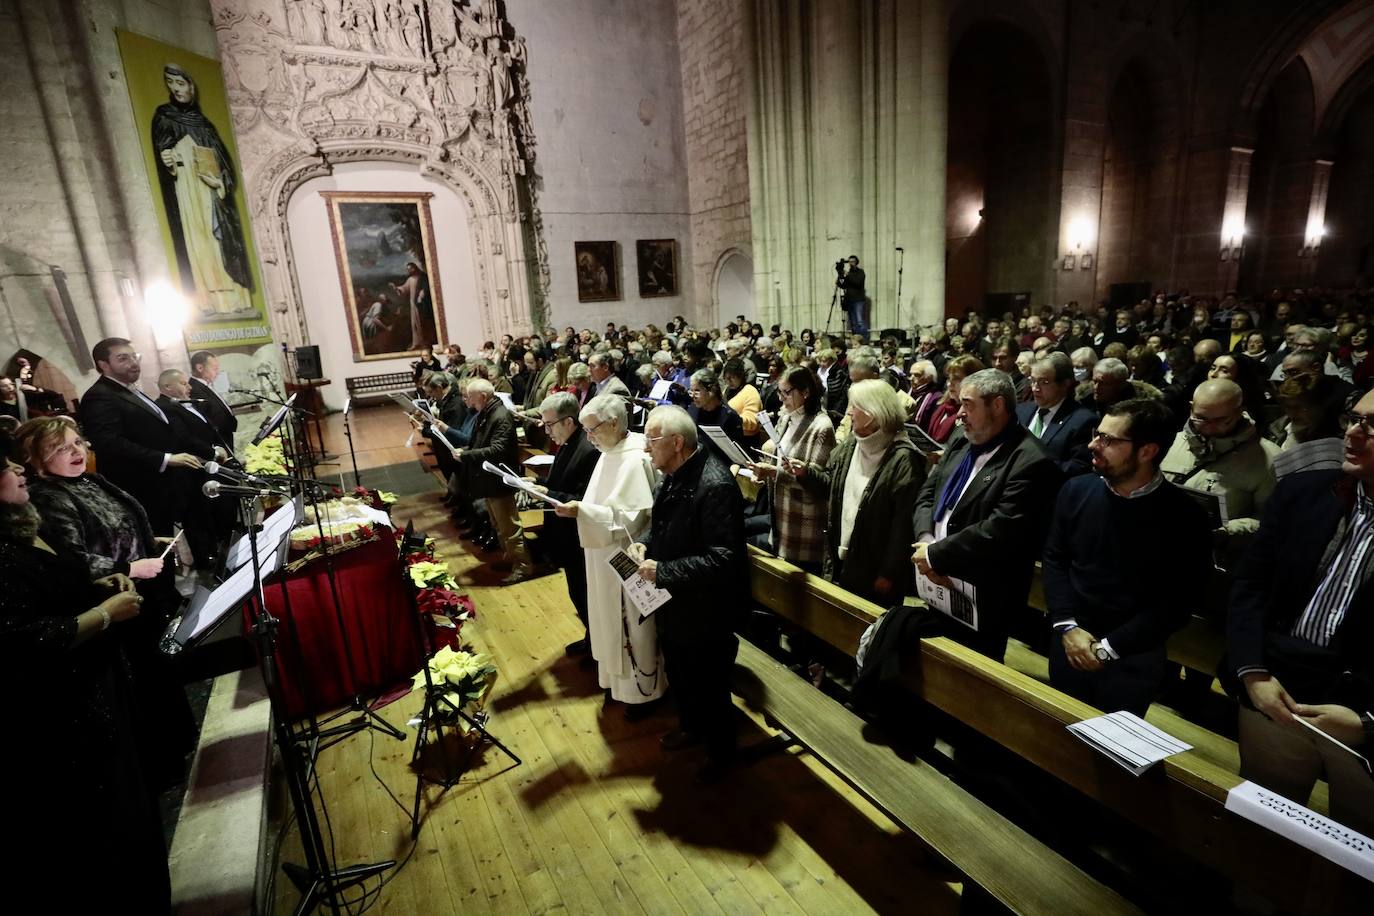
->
[790,379,926,603]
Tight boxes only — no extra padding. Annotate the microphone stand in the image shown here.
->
[895,247,906,336]
[342,397,361,488]
[239,492,393,913]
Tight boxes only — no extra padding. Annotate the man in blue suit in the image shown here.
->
[1017,351,1095,477]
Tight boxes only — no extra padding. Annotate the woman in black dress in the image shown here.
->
[0,431,170,911]
[16,418,194,791]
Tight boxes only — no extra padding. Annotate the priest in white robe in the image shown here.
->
[555,392,665,715]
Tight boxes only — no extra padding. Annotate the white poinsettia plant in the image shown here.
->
[413,645,498,715]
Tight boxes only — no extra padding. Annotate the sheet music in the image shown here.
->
[495,392,516,411]
[1179,484,1229,527]
[225,495,303,571]
[390,391,435,425]
[1273,437,1344,479]
[914,568,979,631]
[648,377,674,401]
[480,460,565,507]
[606,549,671,618]
[1293,715,1373,774]
[165,545,276,650]
[759,412,782,453]
[522,453,556,467]
[1067,711,1192,776]
[904,422,944,454]
[699,425,753,466]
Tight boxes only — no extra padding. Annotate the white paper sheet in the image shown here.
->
[648,377,674,401]
[495,392,516,411]
[225,495,303,571]
[480,460,565,507]
[699,425,753,466]
[1066,711,1192,776]
[1293,715,1373,773]
[1225,780,1374,882]
[759,412,782,451]
[607,549,671,618]
[1273,437,1345,478]
[522,454,557,467]
[914,567,980,631]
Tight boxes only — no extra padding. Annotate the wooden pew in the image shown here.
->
[746,547,1368,914]
[734,640,1141,915]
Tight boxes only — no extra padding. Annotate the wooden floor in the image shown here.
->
[269,407,962,914]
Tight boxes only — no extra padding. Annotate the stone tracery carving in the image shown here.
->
[210,0,549,346]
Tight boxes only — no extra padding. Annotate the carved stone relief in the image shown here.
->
[209,0,548,348]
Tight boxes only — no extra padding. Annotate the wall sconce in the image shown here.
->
[1220,217,1245,261]
[1062,216,1094,271]
[1298,225,1325,258]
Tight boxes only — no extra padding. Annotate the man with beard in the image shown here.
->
[1042,398,1212,715]
[153,63,254,315]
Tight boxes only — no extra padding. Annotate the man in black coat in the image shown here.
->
[452,378,532,584]
[1017,351,1095,477]
[634,405,746,784]
[188,350,238,448]
[1225,390,1374,834]
[913,369,1062,662]
[534,392,601,654]
[156,368,229,566]
[79,338,206,535]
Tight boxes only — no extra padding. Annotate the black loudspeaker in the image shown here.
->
[294,345,322,380]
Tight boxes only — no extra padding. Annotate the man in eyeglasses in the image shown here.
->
[79,337,205,536]
[531,392,601,655]
[1160,378,1279,572]
[1042,398,1212,715]
[1224,390,1374,836]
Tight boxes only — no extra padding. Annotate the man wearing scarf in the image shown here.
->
[1160,378,1279,573]
[152,63,255,316]
[913,369,1062,662]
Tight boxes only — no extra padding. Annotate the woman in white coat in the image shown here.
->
[554,393,665,717]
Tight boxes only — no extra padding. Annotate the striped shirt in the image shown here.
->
[1291,487,1374,646]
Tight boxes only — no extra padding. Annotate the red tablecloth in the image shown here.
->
[248,536,421,720]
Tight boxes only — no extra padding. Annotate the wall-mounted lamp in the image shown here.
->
[1220,217,1245,262]
[1298,224,1326,258]
[144,280,190,349]
[1062,216,1094,270]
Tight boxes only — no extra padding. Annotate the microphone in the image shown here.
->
[205,461,276,489]
[202,480,285,500]
[178,398,209,404]
[895,246,905,252]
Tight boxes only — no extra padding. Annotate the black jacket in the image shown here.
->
[1226,469,1374,710]
[647,448,747,643]
[542,428,600,561]
[913,422,1062,660]
[156,395,220,460]
[1016,396,1095,477]
[459,399,519,499]
[823,363,851,424]
[79,376,185,532]
[188,377,237,444]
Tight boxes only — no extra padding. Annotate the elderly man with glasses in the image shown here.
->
[1224,391,1374,837]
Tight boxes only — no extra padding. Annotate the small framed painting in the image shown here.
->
[636,238,678,297]
[575,241,620,302]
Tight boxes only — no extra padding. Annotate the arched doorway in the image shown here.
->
[945,23,1054,317]
[714,249,754,325]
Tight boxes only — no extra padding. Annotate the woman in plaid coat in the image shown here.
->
[752,366,834,572]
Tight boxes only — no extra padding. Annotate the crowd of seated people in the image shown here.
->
[426,288,1374,823]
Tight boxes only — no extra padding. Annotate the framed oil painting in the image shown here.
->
[575,241,620,302]
[636,239,678,297]
[321,191,447,361]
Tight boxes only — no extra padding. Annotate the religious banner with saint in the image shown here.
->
[115,30,272,349]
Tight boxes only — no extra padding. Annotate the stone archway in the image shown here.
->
[712,248,754,326]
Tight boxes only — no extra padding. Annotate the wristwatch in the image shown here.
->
[1091,641,1112,664]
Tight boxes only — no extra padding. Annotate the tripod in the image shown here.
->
[823,272,845,340]
[401,530,520,838]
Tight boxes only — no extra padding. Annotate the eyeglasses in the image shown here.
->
[778,387,796,397]
[644,434,672,445]
[584,420,605,436]
[1090,431,1134,447]
[1341,412,1374,436]
[541,418,570,431]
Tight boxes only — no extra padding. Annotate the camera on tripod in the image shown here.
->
[835,259,847,274]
